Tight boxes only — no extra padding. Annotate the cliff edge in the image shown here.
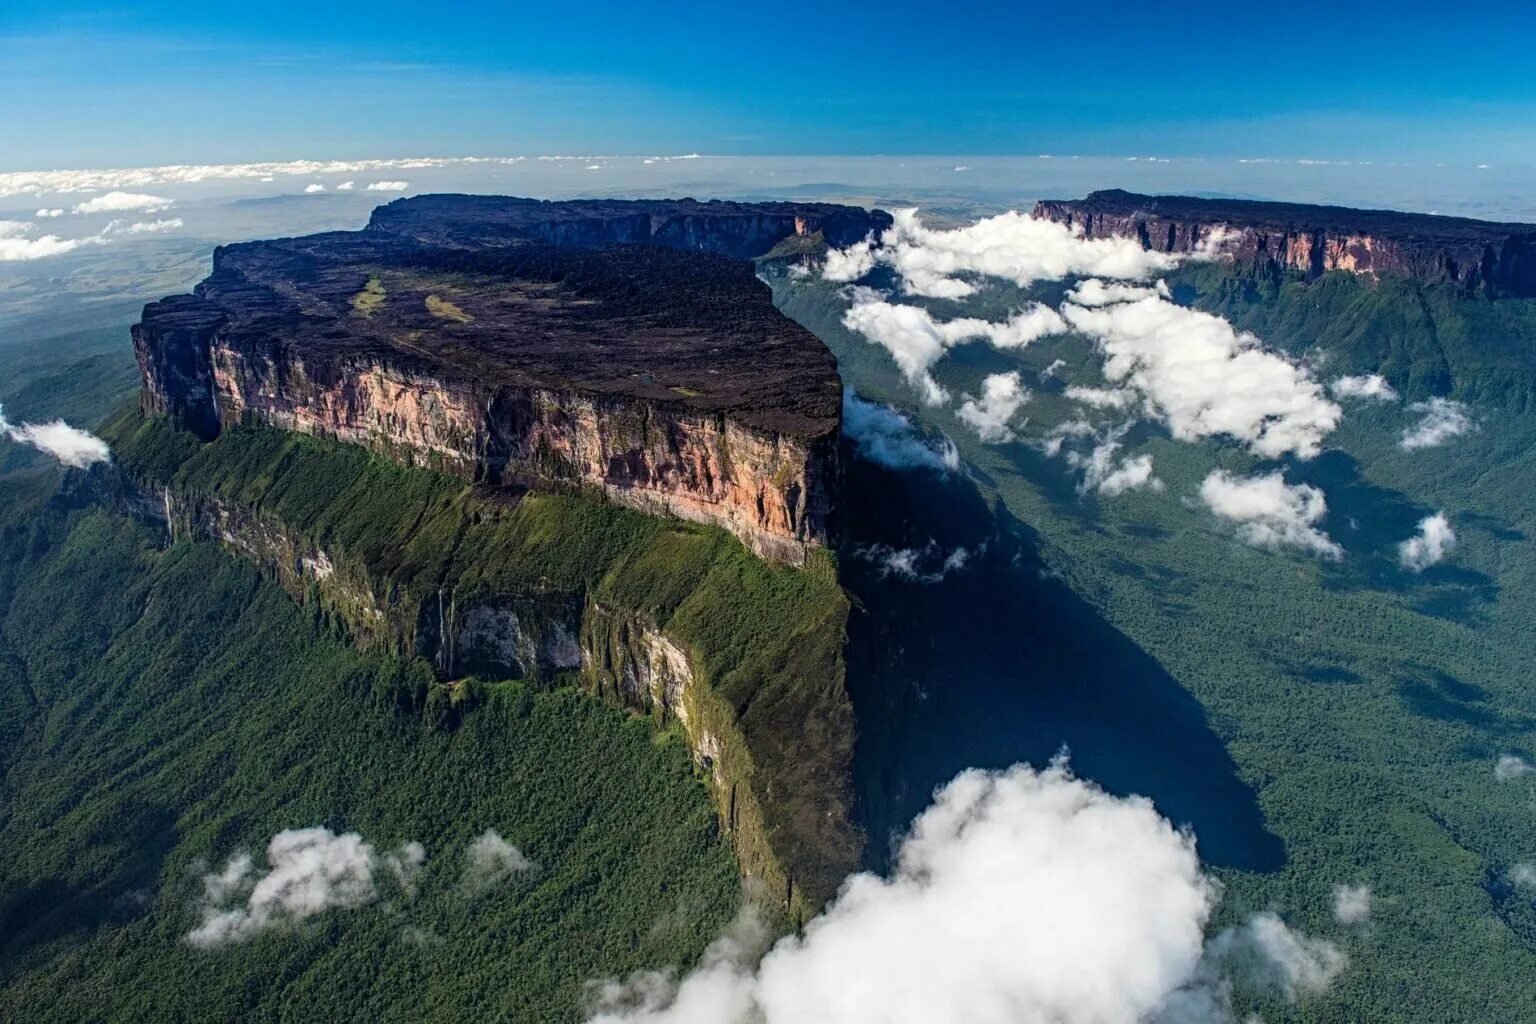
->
[134,195,891,562]
[1034,189,1536,296]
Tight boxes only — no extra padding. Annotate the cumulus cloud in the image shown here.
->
[1333,884,1371,925]
[840,291,1065,405]
[956,372,1029,442]
[1398,512,1456,572]
[35,208,63,218]
[104,217,184,235]
[0,403,111,467]
[854,541,973,584]
[304,183,327,193]
[0,219,99,261]
[1066,385,1139,411]
[1070,437,1162,497]
[367,180,411,191]
[1495,754,1534,782]
[71,190,172,214]
[1067,278,1169,307]
[1199,470,1342,559]
[587,761,1341,1024]
[187,828,417,947]
[842,390,958,473]
[1400,397,1473,451]
[825,208,1187,299]
[337,180,356,191]
[1062,295,1340,460]
[1331,374,1399,402]
[462,829,535,893]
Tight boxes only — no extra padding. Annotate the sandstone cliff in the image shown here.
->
[134,197,890,562]
[1035,189,1536,296]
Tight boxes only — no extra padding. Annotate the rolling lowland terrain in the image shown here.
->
[4,189,1536,1021]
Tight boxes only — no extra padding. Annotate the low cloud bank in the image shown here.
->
[853,542,972,583]
[367,180,411,191]
[1398,512,1456,571]
[842,391,958,473]
[586,761,1342,1024]
[0,219,100,261]
[0,403,111,467]
[825,208,1187,299]
[1331,374,1398,402]
[71,190,173,215]
[462,829,535,893]
[1061,292,1339,460]
[840,290,1065,405]
[1400,398,1473,450]
[187,828,419,947]
[1333,884,1372,925]
[956,372,1029,442]
[1199,470,1341,559]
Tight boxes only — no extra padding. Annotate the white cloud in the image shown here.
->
[35,208,63,218]
[956,372,1029,442]
[1331,374,1399,402]
[304,183,327,193]
[0,219,100,261]
[821,238,878,283]
[1510,864,1536,888]
[1399,397,1473,451]
[462,829,535,893]
[104,217,184,235]
[1199,470,1342,559]
[336,180,356,191]
[1039,417,1096,458]
[71,190,173,214]
[840,291,1065,405]
[1333,884,1371,925]
[0,403,111,467]
[854,542,973,584]
[366,180,411,192]
[1495,754,1534,782]
[187,828,413,947]
[1066,278,1169,307]
[826,209,1186,299]
[842,390,958,473]
[1040,358,1067,380]
[1398,512,1456,572]
[1063,296,1340,460]
[1066,385,1139,411]
[1072,441,1162,497]
[587,761,1342,1024]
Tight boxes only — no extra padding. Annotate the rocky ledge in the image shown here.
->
[1034,189,1536,296]
[134,196,890,562]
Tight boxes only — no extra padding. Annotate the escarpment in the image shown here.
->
[1035,189,1536,296]
[133,195,891,563]
[103,412,857,920]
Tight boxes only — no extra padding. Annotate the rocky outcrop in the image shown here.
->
[366,194,893,258]
[132,197,888,562]
[1035,189,1536,296]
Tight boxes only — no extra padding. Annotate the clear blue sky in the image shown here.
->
[4,0,1534,169]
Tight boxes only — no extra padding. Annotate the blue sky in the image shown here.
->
[4,0,1535,169]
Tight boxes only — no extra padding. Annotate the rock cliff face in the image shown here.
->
[367,194,893,258]
[1035,189,1536,296]
[133,196,890,562]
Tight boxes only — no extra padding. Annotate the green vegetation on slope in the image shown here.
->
[772,266,1536,1023]
[101,409,856,913]
[0,484,738,1022]
[1168,263,1536,411]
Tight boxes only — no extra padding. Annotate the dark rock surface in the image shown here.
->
[134,195,890,560]
[1035,189,1536,295]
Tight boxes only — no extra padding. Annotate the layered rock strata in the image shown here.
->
[1035,189,1536,296]
[134,196,891,562]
